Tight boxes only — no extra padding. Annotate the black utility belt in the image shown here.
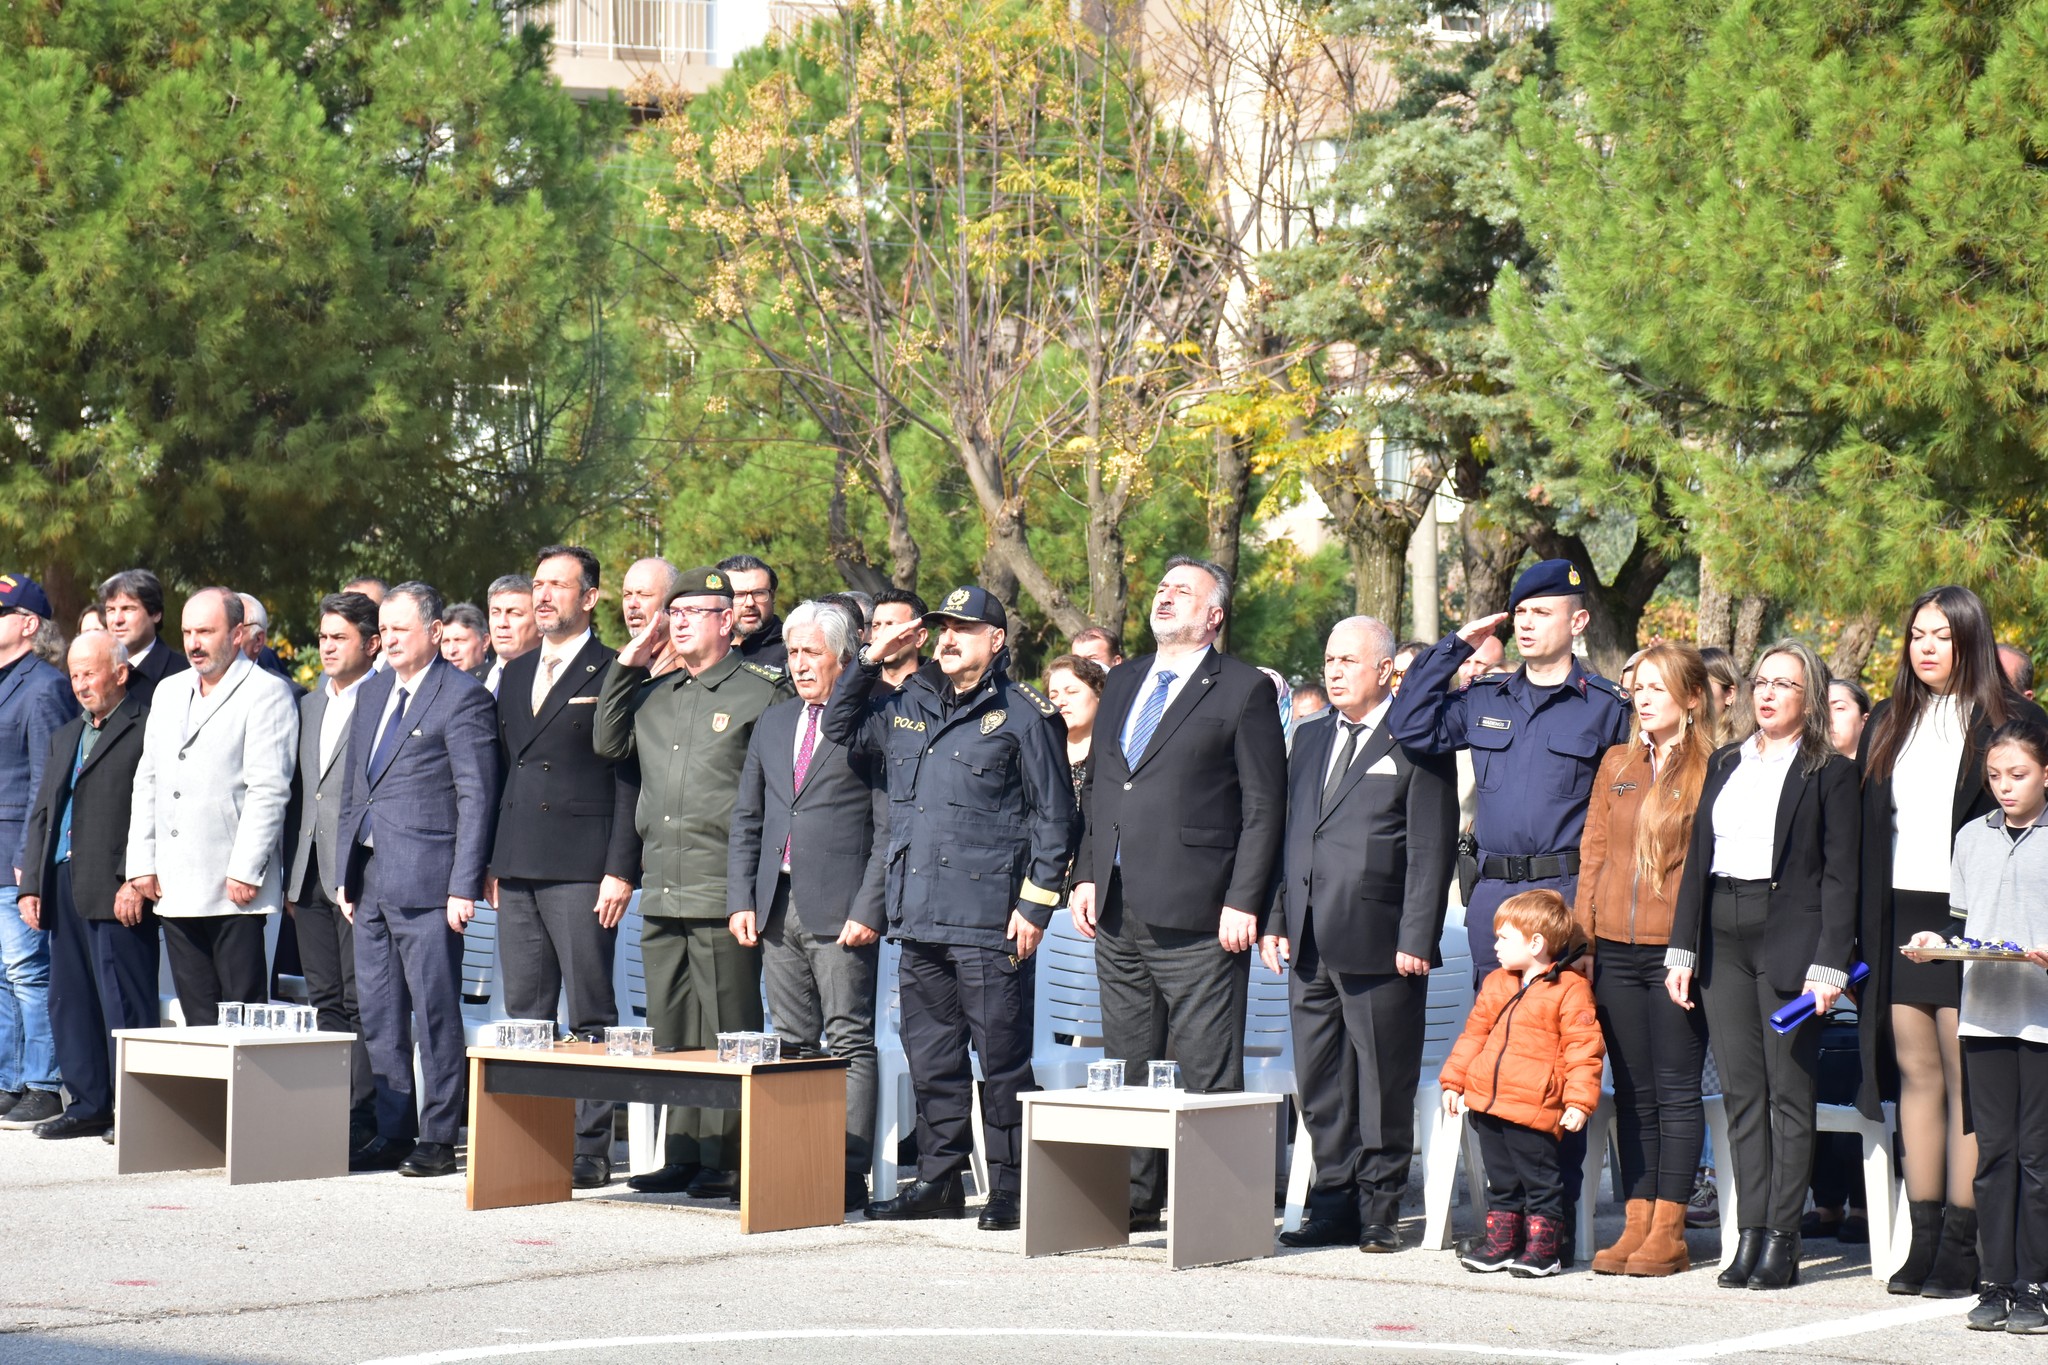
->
[1478,851,1579,883]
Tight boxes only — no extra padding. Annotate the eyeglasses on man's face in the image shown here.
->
[667,605,729,622]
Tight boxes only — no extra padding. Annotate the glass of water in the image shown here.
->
[1148,1060,1180,1090]
[1087,1060,1125,1091]
[217,1002,244,1030]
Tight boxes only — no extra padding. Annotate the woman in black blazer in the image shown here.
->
[1854,585,2045,1297]
[1666,639,1860,1291]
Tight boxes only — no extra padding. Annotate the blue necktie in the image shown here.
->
[369,685,413,782]
[1122,669,1177,767]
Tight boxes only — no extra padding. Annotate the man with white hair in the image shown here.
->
[128,587,298,1025]
[1260,616,1458,1252]
[236,593,301,692]
[728,600,889,1210]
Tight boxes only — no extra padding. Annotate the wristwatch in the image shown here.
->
[858,645,880,667]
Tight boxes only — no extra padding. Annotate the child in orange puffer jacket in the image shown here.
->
[1442,889,1606,1278]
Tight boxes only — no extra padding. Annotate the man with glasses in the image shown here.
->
[716,554,788,670]
[1387,557,1630,1264]
[596,567,792,1199]
[824,585,1076,1231]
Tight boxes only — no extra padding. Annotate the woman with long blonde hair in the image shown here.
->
[1574,643,1719,1277]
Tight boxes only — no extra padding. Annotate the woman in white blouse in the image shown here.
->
[1666,640,1860,1290]
[1855,586,2045,1297]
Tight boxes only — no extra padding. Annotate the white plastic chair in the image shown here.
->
[1704,1092,1902,1280]
[1422,1086,1616,1262]
[1032,911,1105,1089]
[1281,920,1474,1232]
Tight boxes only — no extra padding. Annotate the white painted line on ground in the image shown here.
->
[1582,1296,1973,1363]
[359,1326,1604,1364]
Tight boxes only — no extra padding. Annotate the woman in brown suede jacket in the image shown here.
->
[1573,643,1717,1278]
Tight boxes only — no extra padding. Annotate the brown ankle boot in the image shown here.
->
[1623,1198,1692,1276]
[1593,1198,1654,1274]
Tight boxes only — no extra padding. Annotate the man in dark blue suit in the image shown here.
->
[337,582,502,1177]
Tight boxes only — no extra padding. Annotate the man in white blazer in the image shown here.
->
[128,588,298,1025]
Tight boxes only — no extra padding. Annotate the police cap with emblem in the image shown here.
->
[665,566,733,608]
[1508,558,1585,612]
[923,585,1006,629]
[0,574,53,619]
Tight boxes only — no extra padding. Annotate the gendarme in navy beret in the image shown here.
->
[1508,558,1586,612]
[666,566,735,605]
[923,585,1007,629]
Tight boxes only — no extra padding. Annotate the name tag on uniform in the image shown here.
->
[1480,716,1511,731]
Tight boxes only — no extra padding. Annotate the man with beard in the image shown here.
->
[717,555,787,670]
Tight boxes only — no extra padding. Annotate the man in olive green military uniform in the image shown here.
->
[595,565,791,1198]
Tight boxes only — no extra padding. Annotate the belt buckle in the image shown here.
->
[1506,855,1530,882]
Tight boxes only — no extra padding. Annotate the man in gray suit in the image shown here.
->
[128,588,297,1028]
[728,601,888,1210]
[284,591,381,1160]
[337,582,502,1178]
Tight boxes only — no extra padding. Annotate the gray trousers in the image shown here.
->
[1096,871,1249,1211]
[760,878,879,1173]
[496,878,620,1158]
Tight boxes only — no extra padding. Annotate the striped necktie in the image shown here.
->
[1122,670,1177,767]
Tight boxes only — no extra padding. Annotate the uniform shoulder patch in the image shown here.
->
[741,662,785,682]
[1587,675,1630,705]
[1011,680,1057,716]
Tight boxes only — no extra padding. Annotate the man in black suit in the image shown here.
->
[486,546,638,1189]
[17,631,156,1140]
[1069,554,1288,1226]
[283,592,382,1160]
[728,600,889,1210]
[97,569,189,705]
[1261,615,1458,1252]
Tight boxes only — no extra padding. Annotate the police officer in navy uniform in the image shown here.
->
[1388,557,1631,1261]
[822,585,1077,1232]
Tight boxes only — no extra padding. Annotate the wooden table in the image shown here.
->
[111,1026,356,1185]
[1021,1087,1283,1270]
[465,1043,849,1234]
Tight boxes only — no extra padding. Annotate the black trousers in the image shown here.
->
[1699,878,1818,1233]
[1288,921,1427,1228]
[898,938,1035,1197]
[45,863,159,1120]
[292,867,375,1140]
[1472,1109,1563,1220]
[1595,937,1707,1203]
[161,914,267,1027]
[352,853,468,1145]
[1096,871,1250,1211]
[496,878,619,1158]
[1964,1036,2048,1286]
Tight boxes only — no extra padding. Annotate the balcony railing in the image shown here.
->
[530,0,713,65]
[768,0,839,39]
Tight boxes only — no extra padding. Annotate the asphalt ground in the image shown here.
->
[4,1127,2030,1365]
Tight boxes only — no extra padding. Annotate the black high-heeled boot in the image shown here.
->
[1747,1230,1802,1289]
[1921,1206,1981,1299]
[1888,1201,1943,1295]
[1718,1227,1767,1288]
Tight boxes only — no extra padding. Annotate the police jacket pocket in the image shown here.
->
[1544,730,1601,796]
[936,842,1014,881]
[945,750,1011,810]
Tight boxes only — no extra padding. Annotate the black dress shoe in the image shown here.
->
[1278,1216,1361,1249]
[101,1128,115,1146]
[1130,1208,1165,1233]
[34,1110,113,1140]
[627,1162,701,1193]
[349,1136,414,1172]
[1747,1230,1802,1289]
[686,1167,736,1200]
[845,1173,870,1212]
[977,1191,1020,1231]
[1359,1224,1402,1254]
[865,1174,966,1220]
[398,1141,458,1177]
[1718,1228,1767,1288]
[572,1155,612,1189]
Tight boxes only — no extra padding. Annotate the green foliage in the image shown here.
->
[1509,0,2048,634]
[0,0,632,627]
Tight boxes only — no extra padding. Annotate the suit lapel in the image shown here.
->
[0,660,31,717]
[789,705,833,810]
[1319,720,1398,830]
[1129,650,1221,776]
[520,636,607,753]
[370,662,446,788]
[1954,709,1990,831]
[181,657,251,749]
[1770,757,1809,879]
[76,702,141,781]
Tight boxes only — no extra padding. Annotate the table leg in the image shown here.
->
[739,1068,846,1233]
[225,1041,352,1185]
[1165,1102,1277,1270]
[116,1045,227,1176]
[465,1057,574,1211]
[1022,1135,1128,1259]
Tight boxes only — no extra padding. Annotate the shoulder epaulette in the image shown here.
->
[741,662,786,682]
[1586,675,1630,705]
[1460,672,1512,693]
[1010,680,1058,716]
